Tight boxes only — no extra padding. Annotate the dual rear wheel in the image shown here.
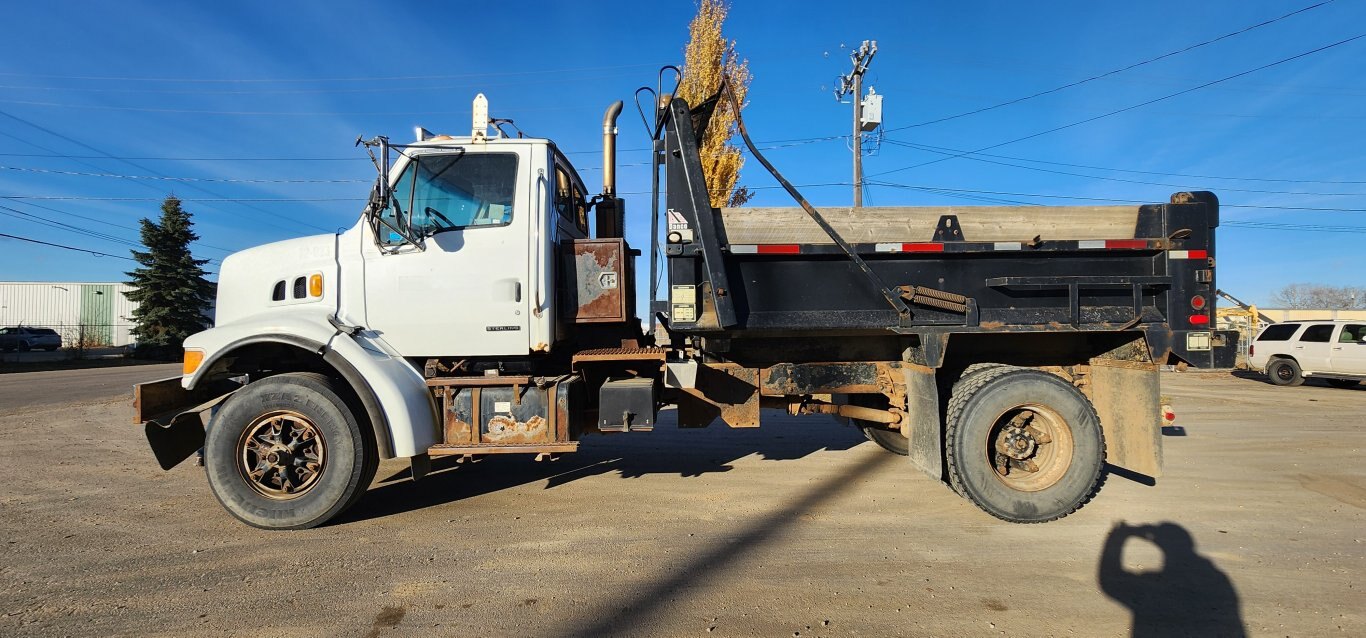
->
[856,364,1105,523]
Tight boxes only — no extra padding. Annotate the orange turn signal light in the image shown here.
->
[309,274,323,297]
[183,349,205,375]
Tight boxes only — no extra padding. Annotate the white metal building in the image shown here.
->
[0,282,139,347]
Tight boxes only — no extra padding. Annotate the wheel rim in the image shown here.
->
[985,403,1074,492]
[237,410,326,500]
[1275,363,1293,381]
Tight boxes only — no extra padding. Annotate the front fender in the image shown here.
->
[182,313,439,459]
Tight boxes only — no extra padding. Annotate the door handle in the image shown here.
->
[515,281,522,303]
[1332,346,1343,351]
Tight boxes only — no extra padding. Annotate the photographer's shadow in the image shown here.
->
[1098,521,1246,637]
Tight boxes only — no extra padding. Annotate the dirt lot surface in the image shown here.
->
[1,368,1362,637]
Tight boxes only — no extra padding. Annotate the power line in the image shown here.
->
[880,140,1366,185]
[0,195,362,202]
[0,165,368,184]
[0,99,604,116]
[863,181,1366,233]
[866,180,1366,212]
[882,139,1366,196]
[0,109,334,234]
[0,232,137,261]
[870,32,1366,178]
[888,1,1336,132]
[0,152,363,161]
[9,199,235,254]
[0,205,222,264]
[0,62,664,84]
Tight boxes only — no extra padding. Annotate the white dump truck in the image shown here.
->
[135,79,1222,529]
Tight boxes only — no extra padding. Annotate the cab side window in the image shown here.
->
[553,167,574,226]
[571,183,589,234]
[1299,324,1335,343]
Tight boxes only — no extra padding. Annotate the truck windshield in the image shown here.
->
[392,152,518,237]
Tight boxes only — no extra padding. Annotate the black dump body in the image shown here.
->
[654,96,1224,368]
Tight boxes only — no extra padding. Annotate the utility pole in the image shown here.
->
[836,40,877,207]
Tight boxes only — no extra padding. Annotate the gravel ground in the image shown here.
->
[0,367,1362,637]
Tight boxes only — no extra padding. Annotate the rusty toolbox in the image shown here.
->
[561,238,634,323]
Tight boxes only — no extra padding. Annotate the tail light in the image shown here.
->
[1249,344,1255,357]
[1189,314,1210,325]
[1190,295,1206,310]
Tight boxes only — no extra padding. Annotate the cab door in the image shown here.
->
[1329,323,1366,374]
[362,147,532,357]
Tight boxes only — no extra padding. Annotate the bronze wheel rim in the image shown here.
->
[986,403,1074,492]
[238,410,326,500]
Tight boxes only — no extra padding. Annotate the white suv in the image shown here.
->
[1249,320,1366,388]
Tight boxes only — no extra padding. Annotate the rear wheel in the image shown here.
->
[1266,359,1304,387]
[1326,378,1361,389]
[945,367,1105,523]
[850,394,909,456]
[204,372,377,530]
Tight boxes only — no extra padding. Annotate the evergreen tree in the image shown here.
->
[124,196,215,356]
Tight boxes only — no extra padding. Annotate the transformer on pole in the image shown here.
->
[835,40,878,208]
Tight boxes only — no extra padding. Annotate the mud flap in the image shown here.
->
[134,376,236,471]
[901,364,943,480]
[1088,360,1162,478]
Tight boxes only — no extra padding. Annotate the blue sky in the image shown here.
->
[0,0,1363,307]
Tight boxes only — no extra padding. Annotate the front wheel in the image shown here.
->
[945,367,1105,523]
[204,372,377,530]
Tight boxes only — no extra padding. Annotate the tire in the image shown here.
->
[204,372,378,530]
[849,394,909,456]
[945,367,1105,523]
[861,425,909,456]
[1266,359,1304,387]
[1326,378,1361,389]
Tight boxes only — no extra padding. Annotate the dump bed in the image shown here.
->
[658,97,1222,367]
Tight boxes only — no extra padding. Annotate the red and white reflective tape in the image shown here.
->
[1078,239,1149,250]
[1168,250,1208,260]
[874,242,944,253]
[728,244,800,255]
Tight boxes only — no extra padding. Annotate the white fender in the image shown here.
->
[182,310,439,459]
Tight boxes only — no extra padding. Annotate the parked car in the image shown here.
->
[1248,320,1366,388]
[0,326,63,352]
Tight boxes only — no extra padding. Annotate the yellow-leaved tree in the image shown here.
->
[678,0,752,207]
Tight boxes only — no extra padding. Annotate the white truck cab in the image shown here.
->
[1249,320,1366,388]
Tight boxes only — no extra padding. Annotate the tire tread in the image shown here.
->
[944,366,1106,524]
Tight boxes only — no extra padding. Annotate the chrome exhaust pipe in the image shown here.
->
[602,101,623,197]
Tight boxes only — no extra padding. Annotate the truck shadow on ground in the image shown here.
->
[337,411,869,525]
[1098,521,1246,637]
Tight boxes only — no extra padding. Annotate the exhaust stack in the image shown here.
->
[596,101,626,238]
[602,101,623,196]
